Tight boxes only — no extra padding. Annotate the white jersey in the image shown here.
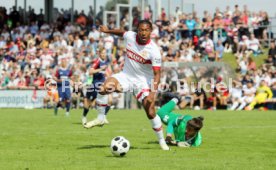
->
[123,31,162,82]
[247,38,259,51]
[231,87,242,98]
[242,85,256,97]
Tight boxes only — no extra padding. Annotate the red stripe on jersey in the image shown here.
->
[126,49,152,64]
[136,89,150,100]
[152,66,161,71]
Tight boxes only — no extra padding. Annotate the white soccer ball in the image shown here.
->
[110,136,130,157]
[194,106,201,110]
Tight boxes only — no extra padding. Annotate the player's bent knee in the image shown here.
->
[147,107,156,119]
[100,78,121,95]
[147,112,156,119]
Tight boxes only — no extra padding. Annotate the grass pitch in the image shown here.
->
[0,108,275,170]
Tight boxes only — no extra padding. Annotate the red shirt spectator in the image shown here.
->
[248,58,256,70]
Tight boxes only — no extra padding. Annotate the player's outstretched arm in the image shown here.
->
[99,25,125,37]
[89,66,106,75]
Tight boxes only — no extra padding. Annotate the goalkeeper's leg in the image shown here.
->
[247,95,266,110]
[157,99,178,124]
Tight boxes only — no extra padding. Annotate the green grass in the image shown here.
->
[0,109,276,170]
[222,50,268,70]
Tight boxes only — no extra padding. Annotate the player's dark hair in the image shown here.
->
[137,20,153,30]
[187,116,204,131]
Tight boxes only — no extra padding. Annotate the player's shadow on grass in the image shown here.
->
[77,145,152,150]
[147,141,159,144]
[72,122,82,125]
[77,145,109,149]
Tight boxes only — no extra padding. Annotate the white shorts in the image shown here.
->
[112,72,151,102]
[232,92,242,99]
[240,96,254,103]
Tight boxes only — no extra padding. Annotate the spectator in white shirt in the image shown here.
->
[247,34,262,56]
[180,49,193,62]
[1,29,10,40]
[239,57,248,75]
[103,34,114,58]
[229,81,243,110]
[41,49,54,69]
[236,35,249,57]
[88,26,100,41]
[201,33,215,61]
[73,35,83,50]
[31,55,41,69]
[27,43,36,55]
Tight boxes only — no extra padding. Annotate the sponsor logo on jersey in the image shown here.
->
[153,57,161,64]
[126,49,151,64]
[140,50,148,58]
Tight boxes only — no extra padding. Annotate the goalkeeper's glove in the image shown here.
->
[177,141,191,147]
[165,136,177,146]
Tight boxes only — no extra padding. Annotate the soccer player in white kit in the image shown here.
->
[237,81,256,110]
[84,20,169,150]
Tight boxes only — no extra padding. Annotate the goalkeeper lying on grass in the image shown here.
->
[157,93,204,147]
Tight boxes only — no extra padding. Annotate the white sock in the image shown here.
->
[230,102,239,110]
[96,94,108,121]
[171,98,179,105]
[237,102,246,110]
[150,115,165,143]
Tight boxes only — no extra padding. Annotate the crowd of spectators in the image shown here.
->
[0,4,275,110]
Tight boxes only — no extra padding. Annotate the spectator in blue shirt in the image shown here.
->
[215,39,224,61]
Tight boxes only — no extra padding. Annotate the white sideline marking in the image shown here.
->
[208,125,276,130]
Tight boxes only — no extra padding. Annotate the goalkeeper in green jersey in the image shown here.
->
[157,93,204,147]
